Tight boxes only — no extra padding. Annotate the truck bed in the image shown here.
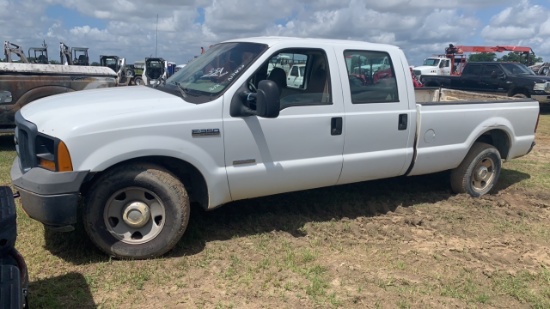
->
[415,87,523,103]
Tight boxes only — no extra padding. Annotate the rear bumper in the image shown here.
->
[10,159,89,230]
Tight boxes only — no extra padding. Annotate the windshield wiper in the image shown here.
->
[175,82,188,98]
[175,82,204,98]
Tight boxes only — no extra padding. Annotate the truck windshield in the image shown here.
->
[500,63,535,76]
[165,42,267,102]
[423,58,440,66]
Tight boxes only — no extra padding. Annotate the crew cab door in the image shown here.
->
[479,64,508,94]
[439,59,451,75]
[224,48,345,201]
[335,48,415,184]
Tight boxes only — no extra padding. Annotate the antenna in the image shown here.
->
[155,14,158,57]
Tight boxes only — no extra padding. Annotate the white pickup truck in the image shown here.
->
[11,37,539,259]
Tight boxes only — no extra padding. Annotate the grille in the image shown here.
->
[14,113,38,173]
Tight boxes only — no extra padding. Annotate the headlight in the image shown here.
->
[35,135,73,172]
[533,82,550,93]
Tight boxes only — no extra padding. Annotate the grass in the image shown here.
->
[1,114,550,308]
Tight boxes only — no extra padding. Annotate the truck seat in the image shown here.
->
[267,68,287,95]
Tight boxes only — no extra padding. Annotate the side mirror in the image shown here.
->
[253,80,280,118]
[230,80,280,118]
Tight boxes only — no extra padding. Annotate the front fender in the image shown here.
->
[69,134,231,208]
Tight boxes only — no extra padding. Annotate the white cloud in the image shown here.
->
[0,0,549,66]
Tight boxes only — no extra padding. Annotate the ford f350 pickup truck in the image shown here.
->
[11,37,539,259]
[421,61,550,104]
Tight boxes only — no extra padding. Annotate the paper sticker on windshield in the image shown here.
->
[203,67,228,78]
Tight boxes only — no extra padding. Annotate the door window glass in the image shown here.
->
[344,50,398,104]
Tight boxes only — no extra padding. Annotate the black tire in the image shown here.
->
[83,163,190,259]
[450,142,501,197]
[512,93,528,99]
[134,76,143,86]
[125,69,134,78]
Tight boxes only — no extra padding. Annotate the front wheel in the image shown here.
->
[512,93,528,99]
[450,142,501,197]
[83,164,190,259]
[133,76,143,86]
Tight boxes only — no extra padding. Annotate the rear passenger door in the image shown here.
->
[460,64,483,91]
[336,49,415,185]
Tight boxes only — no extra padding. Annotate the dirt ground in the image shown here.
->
[8,115,550,308]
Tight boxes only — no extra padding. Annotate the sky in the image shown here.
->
[1,0,550,66]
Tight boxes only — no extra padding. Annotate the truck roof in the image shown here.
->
[463,62,524,65]
[222,36,402,52]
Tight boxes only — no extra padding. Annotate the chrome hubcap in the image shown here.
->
[472,158,495,191]
[122,201,150,228]
[104,187,165,245]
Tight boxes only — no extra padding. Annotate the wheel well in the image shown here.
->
[508,87,530,98]
[81,156,209,209]
[475,129,510,159]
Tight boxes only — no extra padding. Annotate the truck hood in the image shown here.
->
[509,74,550,82]
[20,86,192,136]
[413,65,437,71]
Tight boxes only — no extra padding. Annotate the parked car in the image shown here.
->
[287,64,305,88]
[421,61,550,103]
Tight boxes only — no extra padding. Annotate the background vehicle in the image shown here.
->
[530,62,550,76]
[142,58,176,85]
[100,55,136,86]
[413,44,536,79]
[3,41,28,63]
[0,61,117,132]
[11,37,539,259]
[0,186,29,309]
[412,54,466,78]
[4,40,49,64]
[421,61,550,103]
[59,42,89,66]
[27,41,48,64]
[287,63,305,88]
[132,61,145,85]
[142,57,166,85]
[267,54,292,75]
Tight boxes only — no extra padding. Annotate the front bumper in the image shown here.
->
[10,159,89,230]
[531,94,550,104]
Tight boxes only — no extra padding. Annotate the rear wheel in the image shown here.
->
[450,142,501,197]
[83,163,190,259]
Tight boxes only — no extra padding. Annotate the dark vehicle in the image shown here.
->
[421,62,550,103]
[0,62,117,132]
[0,186,28,309]
[100,55,136,86]
[28,41,49,64]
